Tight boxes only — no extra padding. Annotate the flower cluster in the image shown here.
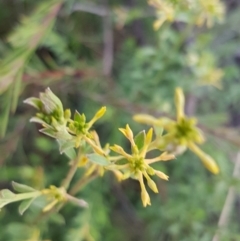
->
[148,0,225,30]
[110,125,174,206]
[23,87,219,208]
[134,87,219,174]
[24,88,107,156]
[24,88,176,207]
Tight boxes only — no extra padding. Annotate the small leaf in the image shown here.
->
[154,126,163,137]
[12,181,36,193]
[134,131,146,150]
[63,148,76,160]
[58,139,76,154]
[29,117,51,128]
[11,68,23,112]
[18,198,36,215]
[74,110,85,123]
[24,97,42,110]
[0,88,11,138]
[49,212,66,225]
[86,153,109,166]
[1,189,15,198]
[39,127,57,138]
[57,140,76,159]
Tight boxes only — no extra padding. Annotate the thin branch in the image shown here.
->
[102,2,113,77]
[69,172,98,196]
[212,152,240,241]
[61,156,80,190]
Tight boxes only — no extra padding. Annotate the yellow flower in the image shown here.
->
[110,124,174,207]
[148,0,175,30]
[148,0,225,29]
[133,87,219,174]
[197,0,225,27]
[187,51,224,88]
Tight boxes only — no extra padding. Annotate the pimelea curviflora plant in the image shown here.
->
[0,87,219,215]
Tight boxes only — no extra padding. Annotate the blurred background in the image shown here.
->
[1,0,240,240]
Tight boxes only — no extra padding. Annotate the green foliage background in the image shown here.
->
[1,0,240,240]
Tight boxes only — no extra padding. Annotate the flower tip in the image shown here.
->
[155,170,169,181]
[141,190,151,207]
[133,114,158,125]
[210,164,220,175]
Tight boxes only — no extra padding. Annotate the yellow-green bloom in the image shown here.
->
[187,51,224,88]
[68,107,106,148]
[110,124,174,207]
[148,0,225,30]
[78,130,111,177]
[133,87,219,174]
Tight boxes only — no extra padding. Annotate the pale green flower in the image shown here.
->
[111,124,174,207]
[134,87,219,174]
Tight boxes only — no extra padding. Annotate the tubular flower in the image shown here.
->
[133,88,219,174]
[110,124,174,207]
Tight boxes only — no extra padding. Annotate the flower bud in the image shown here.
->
[147,178,158,193]
[188,142,219,174]
[155,170,169,180]
[175,87,185,121]
[141,189,151,207]
[39,88,63,115]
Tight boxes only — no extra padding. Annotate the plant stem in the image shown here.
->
[66,193,88,208]
[61,155,80,190]
[212,152,240,241]
[69,172,98,196]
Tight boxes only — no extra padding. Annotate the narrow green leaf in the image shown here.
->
[57,140,77,159]
[64,148,77,160]
[11,68,23,113]
[18,198,36,215]
[134,131,146,150]
[30,117,51,128]
[86,153,109,166]
[154,126,163,137]
[74,111,85,123]
[0,88,12,138]
[12,181,36,193]
[0,201,10,209]
[1,189,15,198]
[39,127,57,138]
[58,139,76,154]
[49,212,66,225]
[23,97,42,110]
